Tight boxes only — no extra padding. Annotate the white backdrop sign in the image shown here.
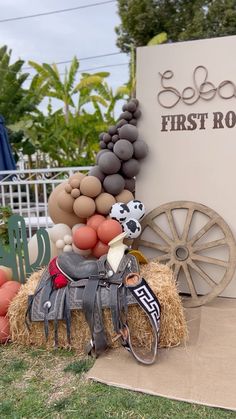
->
[136,36,236,297]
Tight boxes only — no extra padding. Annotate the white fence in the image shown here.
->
[0,166,91,238]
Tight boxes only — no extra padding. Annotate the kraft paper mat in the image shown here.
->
[88,298,236,411]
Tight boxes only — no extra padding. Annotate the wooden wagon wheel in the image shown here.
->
[132,201,236,307]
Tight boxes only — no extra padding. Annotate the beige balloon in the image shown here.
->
[115,189,134,204]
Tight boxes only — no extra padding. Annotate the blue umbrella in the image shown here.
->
[0,115,16,171]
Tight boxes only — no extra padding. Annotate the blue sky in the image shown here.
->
[0,0,129,110]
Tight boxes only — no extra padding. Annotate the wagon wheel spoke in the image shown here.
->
[188,260,217,288]
[138,239,169,253]
[166,209,179,240]
[148,219,173,245]
[182,208,194,241]
[182,263,198,299]
[188,217,218,245]
[191,253,228,268]
[155,253,171,262]
[193,238,227,252]
[173,263,181,281]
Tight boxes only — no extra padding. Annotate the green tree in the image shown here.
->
[116,0,236,52]
[11,59,129,167]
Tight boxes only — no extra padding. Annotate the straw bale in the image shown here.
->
[8,261,187,352]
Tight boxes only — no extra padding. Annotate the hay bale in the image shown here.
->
[8,262,187,352]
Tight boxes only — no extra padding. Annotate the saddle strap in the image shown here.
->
[82,277,108,355]
[123,273,161,365]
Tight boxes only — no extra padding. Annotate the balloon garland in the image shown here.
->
[46,99,148,258]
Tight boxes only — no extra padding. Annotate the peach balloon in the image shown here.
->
[0,316,10,343]
[73,226,97,250]
[73,196,96,219]
[97,219,123,244]
[0,289,13,316]
[87,214,106,231]
[92,241,109,258]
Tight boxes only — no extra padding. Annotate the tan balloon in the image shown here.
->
[65,183,72,193]
[73,195,96,218]
[71,188,81,199]
[48,182,84,227]
[69,172,85,188]
[95,192,116,215]
[115,189,134,204]
[80,176,102,198]
[57,190,74,213]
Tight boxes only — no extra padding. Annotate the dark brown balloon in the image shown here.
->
[131,98,139,106]
[116,119,128,129]
[124,177,135,193]
[96,149,110,164]
[89,165,105,182]
[112,134,119,143]
[129,119,137,126]
[100,141,107,149]
[118,124,138,143]
[113,139,134,161]
[121,158,140,178]
[103,174,125,195]
[122,103,128,112]
[99,132,106,141]
[133,109,141,119]
[98,151,121,174]
[126,101,137,112]
[119,111,133,121]
[108,125,117,136]
[103,133,111,143]
[107,142,114,150]
[133,140,149,160]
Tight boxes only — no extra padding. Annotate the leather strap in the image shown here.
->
[123,273,161,365]
[82,277,108,355]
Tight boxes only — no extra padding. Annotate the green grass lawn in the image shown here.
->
[0,344,235,419]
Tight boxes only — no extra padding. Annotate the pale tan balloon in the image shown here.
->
[115,189,134,204]
[68,172,85,188]
[28,229,58,265]
[95,192,116,215]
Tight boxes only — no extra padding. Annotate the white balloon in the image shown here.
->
[50,224,72,243]
[122,218,142,239]
[72,223,86,234]
[64,234,73,245]
[127,200,145,221]
[63,244,73,252]
[56,239,65,249]
[72,243,91,256]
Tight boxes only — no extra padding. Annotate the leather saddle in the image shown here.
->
[27,251,161,365]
